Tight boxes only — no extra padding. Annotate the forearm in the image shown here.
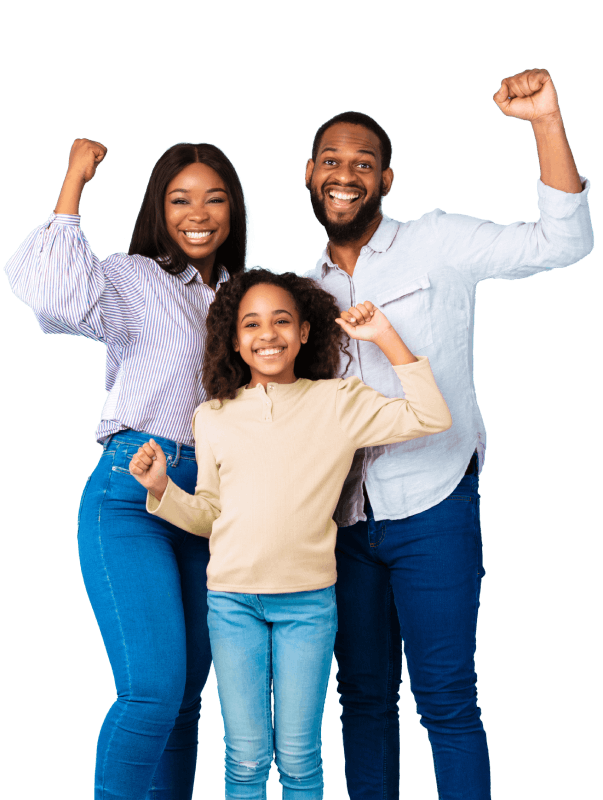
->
[374,327,418,365]
[532,112,582,194]
[55,172,86,215]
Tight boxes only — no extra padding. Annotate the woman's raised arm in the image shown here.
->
[5,139,143,346]
[55,138,107,215]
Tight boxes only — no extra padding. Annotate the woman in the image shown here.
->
[5,137,246,800]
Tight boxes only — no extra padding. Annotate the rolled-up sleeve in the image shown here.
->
[5,213,144,346]
[433,177,593,284]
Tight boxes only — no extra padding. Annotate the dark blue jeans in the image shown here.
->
[334,458,490,800]
[78,431,212,800]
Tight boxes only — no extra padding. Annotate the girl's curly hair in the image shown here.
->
[203,269,351,401]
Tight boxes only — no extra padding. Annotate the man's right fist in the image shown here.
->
[66,138,107,183]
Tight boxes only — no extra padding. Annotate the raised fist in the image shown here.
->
[66,138,107,183]
[129,439,169,499]
[493,69,560,123]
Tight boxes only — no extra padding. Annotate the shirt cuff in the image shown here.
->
[537,175,590,218]
[45,212,81,227]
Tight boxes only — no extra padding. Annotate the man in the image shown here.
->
[304,69,593,800]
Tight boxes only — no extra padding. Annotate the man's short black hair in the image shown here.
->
[311,111,392,171]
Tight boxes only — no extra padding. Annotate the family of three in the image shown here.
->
[5,68,593,800]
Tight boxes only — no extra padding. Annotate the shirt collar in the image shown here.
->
[319,215,400,277]
[175,264,230,286]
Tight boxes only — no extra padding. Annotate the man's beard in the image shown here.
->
[308,181,383,244]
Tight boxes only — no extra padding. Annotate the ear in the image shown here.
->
[305,159,314,187]
[381,167,394,196]
[300,321,310,344]
[232,336,239,352]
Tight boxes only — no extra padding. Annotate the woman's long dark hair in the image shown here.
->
[203,269,351,401]
[129,143,246,276]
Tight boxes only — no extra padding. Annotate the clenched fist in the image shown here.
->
[66,138,107,183]
[129,439,169,501]
[493,68,560,123]
[335,301,392,343]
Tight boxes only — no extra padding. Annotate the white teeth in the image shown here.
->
[256,347,284,356]
[184,231,212,239]
[329,191,359,200]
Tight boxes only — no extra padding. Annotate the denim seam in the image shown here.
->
[382,580,394,800]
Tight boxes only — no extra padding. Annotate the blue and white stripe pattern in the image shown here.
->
[5,213,229,445]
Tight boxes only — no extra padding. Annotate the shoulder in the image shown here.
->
[103,253,182,288]
[303,264,323,281]
[336,375,366,393]
[192,392,243,430]
[101,252,151,277]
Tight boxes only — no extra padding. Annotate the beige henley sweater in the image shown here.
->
[147,356,451,593]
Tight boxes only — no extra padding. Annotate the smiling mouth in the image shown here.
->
[326,188,363,209]
[254,347,285,356]
[183,230,213,241]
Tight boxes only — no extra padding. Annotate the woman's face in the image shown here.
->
[164,162,231,279]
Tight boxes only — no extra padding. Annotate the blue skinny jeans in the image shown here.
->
[78,431,212,800]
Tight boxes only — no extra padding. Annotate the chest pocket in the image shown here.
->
[376,273,433,351]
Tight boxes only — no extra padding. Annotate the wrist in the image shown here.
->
[373,325,396,345]
[373,326,417,365]
[55,172,86,215]
[150,475,169,501]
[531,109,563,130]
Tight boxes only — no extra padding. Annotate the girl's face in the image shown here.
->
[164,162,231,278]
[234,283,310,388]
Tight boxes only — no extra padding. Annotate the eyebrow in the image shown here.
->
[241,309,294,322]
[319,146,377,158]
[167,187,228,195]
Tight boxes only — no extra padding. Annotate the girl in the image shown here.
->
[130,269,452,800]
[5,138,247,800]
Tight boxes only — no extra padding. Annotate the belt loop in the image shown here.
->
[102,434,113,452]
[171,442,182,468]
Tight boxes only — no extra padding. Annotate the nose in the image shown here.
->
[332,162,356,184]
[259,327,278,341]
[187,203,210,222]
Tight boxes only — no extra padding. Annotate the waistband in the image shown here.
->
[102,430,196,463]
[363,450,479,514]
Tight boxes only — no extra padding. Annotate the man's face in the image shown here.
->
[305,123,393,244]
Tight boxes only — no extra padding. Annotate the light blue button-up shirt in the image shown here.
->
[306,178,593,525]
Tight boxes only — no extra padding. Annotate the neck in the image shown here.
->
[248,367,297,391]
[328,213,382,277]
[191,255,217,289]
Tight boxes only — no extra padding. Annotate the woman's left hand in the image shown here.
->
[335,302,393,343]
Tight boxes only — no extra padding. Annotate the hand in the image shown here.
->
[129,439,169,499]
[66,138,107,184]
[335,302,393,343]
[493,69,560,123]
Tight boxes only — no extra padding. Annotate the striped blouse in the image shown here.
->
[5,213,229,445]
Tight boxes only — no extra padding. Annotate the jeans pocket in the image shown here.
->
[108,445,147,500]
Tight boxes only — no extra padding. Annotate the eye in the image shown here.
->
[245,319,291,328]
[323,159,337,166]
[357,162,372,169]
[244,322,259,328]
[208,197,227,204]
[275,319,290,325]
[171,198,188,204]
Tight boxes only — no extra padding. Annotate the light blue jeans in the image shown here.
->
[207,587,338,799]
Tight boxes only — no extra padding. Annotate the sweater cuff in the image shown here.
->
[391,354,430,376]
